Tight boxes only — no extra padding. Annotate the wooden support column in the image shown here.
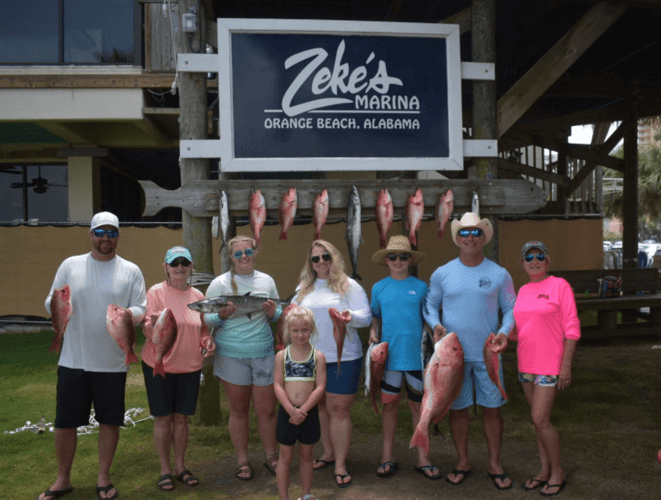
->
[556,131,569,215]
[176,0,219,426]
[622,90,638,270]
[472,0,498,261]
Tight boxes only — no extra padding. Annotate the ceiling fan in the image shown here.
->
[9,166,67,194]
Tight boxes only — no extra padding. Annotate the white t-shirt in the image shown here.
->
[45,253,147,372]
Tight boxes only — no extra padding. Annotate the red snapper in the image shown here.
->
[249,189,266,247]
[367,342,389,415]
[483,332,508,400]
[151,308,178,378]
[405,189,424,246]
[106,304,138,365]
[50,285,72,353]
[328,307,350,372]
[278,188,297,241]
[375,188,394,249]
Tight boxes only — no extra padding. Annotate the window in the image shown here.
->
[0,165,68,222]
[0,0,140,65]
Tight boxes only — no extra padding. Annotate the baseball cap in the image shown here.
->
[520,240,549,257]
[90,211,119,230]
[165,246,193,264]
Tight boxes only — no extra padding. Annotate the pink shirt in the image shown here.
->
[513,276,580,376]
[142,281,209,374]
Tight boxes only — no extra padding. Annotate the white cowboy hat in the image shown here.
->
[450,212,493,246]
[371,235,426,266]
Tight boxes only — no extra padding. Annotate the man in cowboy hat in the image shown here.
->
[368,236,442,480]
[423,212,516,490]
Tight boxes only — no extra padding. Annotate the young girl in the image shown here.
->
[274,306,327,500]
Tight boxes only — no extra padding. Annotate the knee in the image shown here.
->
[154,415,173,429]
[173,413,189,426]
[531,411,552,430]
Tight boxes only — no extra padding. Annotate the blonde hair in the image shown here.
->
[297,240,349,302]
[282,306,317,345]
[228,235,257,294]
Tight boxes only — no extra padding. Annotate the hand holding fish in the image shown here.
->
[433,323,447,344]
[217,302,237,319]
[262,299,277,318]
[488,332,508,353]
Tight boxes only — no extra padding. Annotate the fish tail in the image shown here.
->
[379,235,386,248]
[49,335,60,353]
[126,351,139,365]
[409,231,417,246]
[154,362,166,378]
[279,230,287,241]
[314,230,321,240]
[409,427,430,455]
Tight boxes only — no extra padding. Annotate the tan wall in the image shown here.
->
[1,218,603,318]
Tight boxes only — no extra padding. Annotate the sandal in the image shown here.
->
[446,468,471,485]
[95,483,119,500]
[157,474,174,491]
[313,458,335,470]
[414,464,443,480]
[263,453,278,476]
[175,469,198,487]
[335,473,352,488]
[523,477,547,491]
[235,462,254,481]
[35,487,74,500]
[376,461,398,477]
[488,472,513,491]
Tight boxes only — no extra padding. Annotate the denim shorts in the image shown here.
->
[325,357,363,395]
[518,372,558,387]
[214,353,274,386]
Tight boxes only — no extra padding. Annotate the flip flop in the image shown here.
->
[235,462,253,481]
[540,481,566,497]
[335,473,352,488]
[96,483,119,500]
[376,461,398,477]
[523,477,547,491]
[35,487,74,500]
[414,465,443,480]
[175,469,198,487]
[263,453,278,476]
[313,458,335,470]
[488,472,513,490]
[446,468,472,485]
[157,474,174,491]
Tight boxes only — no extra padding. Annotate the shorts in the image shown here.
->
[142,362,201,417]
[451,360,507,410]
[325,357,363,395]
[55,366,127,428]
[214,353,274,386]
[276,405,320,446]
[518,372,558,387]
[381,369,423,403]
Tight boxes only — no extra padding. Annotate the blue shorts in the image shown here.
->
[519,372,558,387]
[213,353,274,386]
[381,369,423,403]
[325,357,363,395]
[451,360,507,410]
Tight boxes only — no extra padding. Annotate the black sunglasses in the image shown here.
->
[524,253,546,262]
[92,228,119,238]
[169,259,191,267]
[458,228,483,238]
[311,253,332,263]
[387,253,411,262]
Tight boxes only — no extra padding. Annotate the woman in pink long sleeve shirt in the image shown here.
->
[513,241,579,497]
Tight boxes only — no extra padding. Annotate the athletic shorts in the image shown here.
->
[451,360,507,410]
[55,366,127,428]
[381,369,423,403]
[276,405,320,446]
[325,357,363,395]
[142,362,201,417]
[213,353,274,386]
[519,372,558,387]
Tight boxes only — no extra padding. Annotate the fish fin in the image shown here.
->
[409,428,429,455]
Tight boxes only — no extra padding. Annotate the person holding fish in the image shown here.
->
[142,246,215,491]
[40,212,147,500]
[274,306,327,500]
[293,240,372,488]
[368,236,442,480]
[423,212,516,490]
[514,241,579,496]
[203,235,282,481]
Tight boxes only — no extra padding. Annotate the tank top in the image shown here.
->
[284,345,316,382]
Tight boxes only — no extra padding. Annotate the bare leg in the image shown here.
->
[37,428,77,500]
[221,379,252,477]
[377,399,398,473]
[522,382,551,488]
[153,415,174,489]
[252,383,278,467]
[172,413,197,485]
[483,406,511,489]
[299,443,314,497]
[326,392,355,485]
[277,444,295,500]
[97,424,120,499]
[313,393,334,468]
[447,409,471,484]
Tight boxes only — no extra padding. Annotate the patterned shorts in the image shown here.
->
[518,372,558,387]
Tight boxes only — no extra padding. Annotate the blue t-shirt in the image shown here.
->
[371,276,428,371]
[423,257,515,362]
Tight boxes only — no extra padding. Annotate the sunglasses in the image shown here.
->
[92,228,119,238]
[311,253,332,263]
[387,253,411,262]
[524,253,546,262]
[458,228,483,238]
[233,248,255,259]
[169,259,191,267]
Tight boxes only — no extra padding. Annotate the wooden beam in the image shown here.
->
[56,147,108,158]
[497,2,628,137]
[133,116,174,147]
[441,7,471,34]
[622,92,638,268]
[0,73,184,89]
[138,179,548,218]
[35,122,90,146]
[206,20,217,50]
[0,148,66,163]
[497,158,569,186]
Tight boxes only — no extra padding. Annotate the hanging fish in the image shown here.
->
[471,190,480,216]
[219,190,230,250]
[278,188,297,241]
[375,188,394,249]
[405,189,424,246]
[346,186,362,280]
[312,189,329,241]
[249,189,266,247]
[436,189,454,239]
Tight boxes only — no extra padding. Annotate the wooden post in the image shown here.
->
[176,0,220,426]
[622,90,638,270]
[556,130,569,215]
[472,0,498,262]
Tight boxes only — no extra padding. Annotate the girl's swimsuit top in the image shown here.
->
[284,345,316,382]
